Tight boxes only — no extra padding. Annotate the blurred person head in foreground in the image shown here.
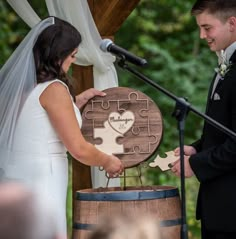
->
[87,212,161,239]
[0,181,62,239]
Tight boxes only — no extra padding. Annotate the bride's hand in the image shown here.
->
[75,88,106,109]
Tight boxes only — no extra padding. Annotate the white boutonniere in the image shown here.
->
[215,50,232,78]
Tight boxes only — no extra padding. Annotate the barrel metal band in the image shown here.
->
[73,218,182,230]
[76,188,179,201]
[159,218,182,227]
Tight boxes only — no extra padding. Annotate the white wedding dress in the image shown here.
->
[3,79,81,237]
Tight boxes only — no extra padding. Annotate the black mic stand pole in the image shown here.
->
[117,58,236,239]
[172,97,189,239]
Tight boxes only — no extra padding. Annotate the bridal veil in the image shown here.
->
[0,17,55,176]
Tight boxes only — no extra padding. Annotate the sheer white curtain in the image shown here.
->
[6,0,120,188]
[45,0,118,90]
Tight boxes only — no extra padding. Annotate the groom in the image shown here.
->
[170,1,236,238]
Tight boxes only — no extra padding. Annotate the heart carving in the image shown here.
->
[108,111,135,135]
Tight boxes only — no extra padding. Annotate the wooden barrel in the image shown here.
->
[73,185,181,239]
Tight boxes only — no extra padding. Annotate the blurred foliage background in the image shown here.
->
[1,0,218,238]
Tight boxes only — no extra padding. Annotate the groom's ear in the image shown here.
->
[228,16,236,32]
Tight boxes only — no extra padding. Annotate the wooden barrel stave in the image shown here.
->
[73,186,181,239]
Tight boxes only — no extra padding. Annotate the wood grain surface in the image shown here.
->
[81,87,163,168]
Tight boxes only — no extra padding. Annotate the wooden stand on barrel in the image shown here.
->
[72,86,182,239]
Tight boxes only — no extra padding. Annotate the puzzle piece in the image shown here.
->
[119,132,158,155]
[119,92,149,112]
[108,111,135,135]
[84,100,116,120]
[94,120,124,155]
[149,151,179,171]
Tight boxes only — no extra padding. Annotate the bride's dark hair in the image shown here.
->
[33,17,82,98]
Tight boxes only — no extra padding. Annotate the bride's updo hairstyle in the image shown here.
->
[33,17,82,95]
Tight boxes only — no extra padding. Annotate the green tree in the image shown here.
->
[0,1,26,66]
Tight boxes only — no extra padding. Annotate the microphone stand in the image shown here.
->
[117,58,236,239]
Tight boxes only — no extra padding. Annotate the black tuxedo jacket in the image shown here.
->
[189,50,236,231]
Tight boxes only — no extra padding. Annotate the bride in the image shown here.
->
[0,16,124,238]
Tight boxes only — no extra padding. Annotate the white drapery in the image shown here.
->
[45,0,118,90]
[6,0,120,188]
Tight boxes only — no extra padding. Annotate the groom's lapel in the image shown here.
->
[229,50,236,64]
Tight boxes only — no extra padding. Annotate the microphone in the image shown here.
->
[100,39,147,66]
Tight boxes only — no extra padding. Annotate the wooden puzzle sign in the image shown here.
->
[81,87,163,168]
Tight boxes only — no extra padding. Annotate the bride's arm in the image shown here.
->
[39,82,123,177]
